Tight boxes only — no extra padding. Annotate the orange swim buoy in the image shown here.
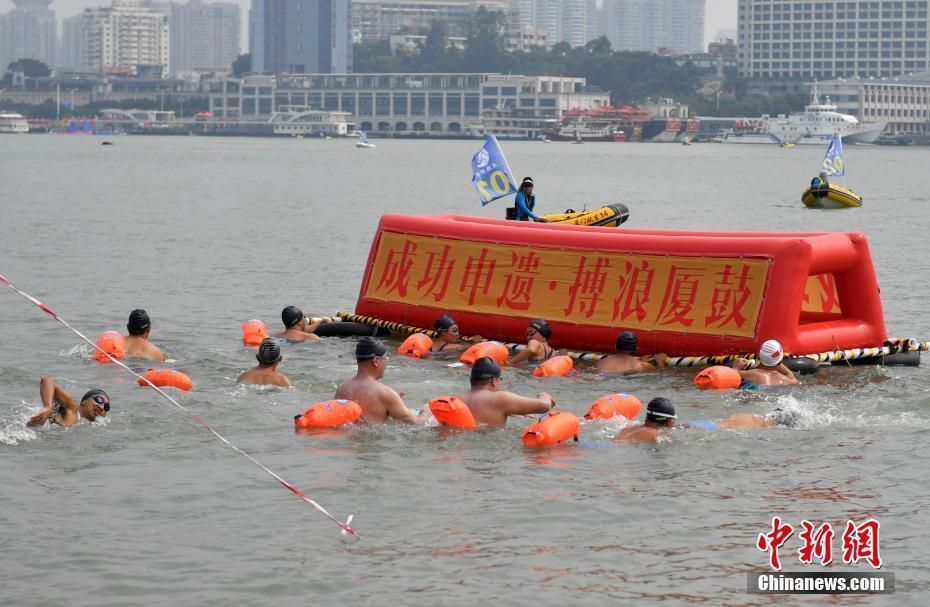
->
[522,410,581,447]
[460,341,509,365]
[294,399,363,429]
[583,394,643,421]
[534,355,573,377]
[93,331,125,363]
[428,396,476,430]
[138,369,193,391]
[694,365,742,389]
[241,319,268,347]
[398,333,432,358]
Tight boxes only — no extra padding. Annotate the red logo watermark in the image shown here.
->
[757,518,882,571]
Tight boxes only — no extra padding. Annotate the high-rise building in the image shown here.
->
[59,13,84,70]
[352,0,509,41]
[509,0,597,48]
[601,0,704,55]
[251,0,352,74]
[81,0,170,77]
[0,0,57,72]
[171,0,240,74]
[737,0,930,81]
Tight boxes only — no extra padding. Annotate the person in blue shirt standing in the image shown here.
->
[513,177,547,222]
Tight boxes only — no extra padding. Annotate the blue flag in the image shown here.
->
[471,135,517,205]
[821,133,845,177]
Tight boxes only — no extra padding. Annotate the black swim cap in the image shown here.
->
[765,408,800,428]
[434,314,456,332]
[616,331,638,353]
[127,309,150,335]
[81,388,108,403]
[257,339,281,365]
[646,397,677,424]
[356,336,387,362]
[471,356,502,382]
[282,306,303,328]
[528,319,551,339]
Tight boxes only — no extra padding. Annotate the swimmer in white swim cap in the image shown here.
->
[733,339,799,386]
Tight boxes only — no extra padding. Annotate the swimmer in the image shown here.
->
[688,409,800,430]
[27,378,111,427]
[236,339,292,388]
[734,339,799,386]
[430,314,482,354]
[124,308,167,361]
[507,319,555,366]
[275,306,321,342]
[596,331,668,374]
[334,337,424,424]
[452,357,555,428]
[614,397,676,444]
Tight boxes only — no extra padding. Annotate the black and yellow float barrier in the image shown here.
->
[332,312,922,369]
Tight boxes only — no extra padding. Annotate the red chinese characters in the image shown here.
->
[798,520,834,566]
[842,519,882,568]
[496,251,540,311]
[612,259,654,323]
[563,256,610,318]
[459,248,497,306]
[656,265,705,327]
[757,516,795,571]
[416,245,456,303]
[375,239,417,297]
[705,264,754,330]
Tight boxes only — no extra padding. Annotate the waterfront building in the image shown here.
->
[171,0,240,74]
[509,0,597,48]
[352,0,509,41]
[81,1,170,78]
[58,14,83,70]
[0,0,56,71]
[600,0,704,54]
[207,72,609,137]
[506,25,550,52]
[251,0,351,74]
[817,72,930,136]
[737,0,930,84]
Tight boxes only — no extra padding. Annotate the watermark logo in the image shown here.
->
[750,517,893,595]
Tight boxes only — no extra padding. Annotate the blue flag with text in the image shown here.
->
[821,133,845,177]
[471,135,517,205]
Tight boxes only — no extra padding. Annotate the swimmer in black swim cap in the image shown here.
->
[448,356,554,428]
[430,314,483,354]
[615,397,677,444]
[124,308,167,362]
[275,306,321,342]
[335,337,424,425]
[27,378,111,427]
[596,330,669,374]
[507,319,557,366]
[237,339,292,387]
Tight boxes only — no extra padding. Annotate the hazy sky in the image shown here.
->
[4,0,738,52]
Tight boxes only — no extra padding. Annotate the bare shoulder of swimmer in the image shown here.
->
[380,384,421,424]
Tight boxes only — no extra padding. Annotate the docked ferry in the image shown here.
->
[765,87,886,145]
[0,112,29,133]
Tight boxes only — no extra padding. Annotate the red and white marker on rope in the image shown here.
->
[0,274,358,538]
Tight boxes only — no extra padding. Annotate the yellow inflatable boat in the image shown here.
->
[801,183,863,209]
[539,203,630,227]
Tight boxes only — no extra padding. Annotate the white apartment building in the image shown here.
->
[599,0,704,54]
[353,0,510,40]
[81,0,170,77]
[170,0,240,74]
[818,72,930,135]
[0,0,56,71]
[738,0,930,81]
[510,0,597,48]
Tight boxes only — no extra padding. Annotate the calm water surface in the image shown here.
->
[1,136,929,606]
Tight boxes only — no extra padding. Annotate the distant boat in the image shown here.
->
[101,141,114,146]
[356,131,376,148]
[0,112,29,133]
[801,134,862,209]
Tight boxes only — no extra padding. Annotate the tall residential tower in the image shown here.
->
[171,0,240,74]
[251,0,352,74]
[0,0,57,71]
[601,0,705,54]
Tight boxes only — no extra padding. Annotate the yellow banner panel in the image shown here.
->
[802,274,842,315]
[365,232,771,338]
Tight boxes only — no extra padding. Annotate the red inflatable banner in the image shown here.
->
[355,215,887,356]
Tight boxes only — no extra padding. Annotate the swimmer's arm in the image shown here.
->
[467,335,484,344]
[305,319,322,334]
[502,392,554,416]
[650,353,668,368]
[384,390,423,425]
[776,364,799,384]
[507,342,540,366]
[29,378,76,425]
[153,345,167,362]
[276,375,293,388]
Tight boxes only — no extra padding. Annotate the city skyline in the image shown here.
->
[0,0,738,59]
